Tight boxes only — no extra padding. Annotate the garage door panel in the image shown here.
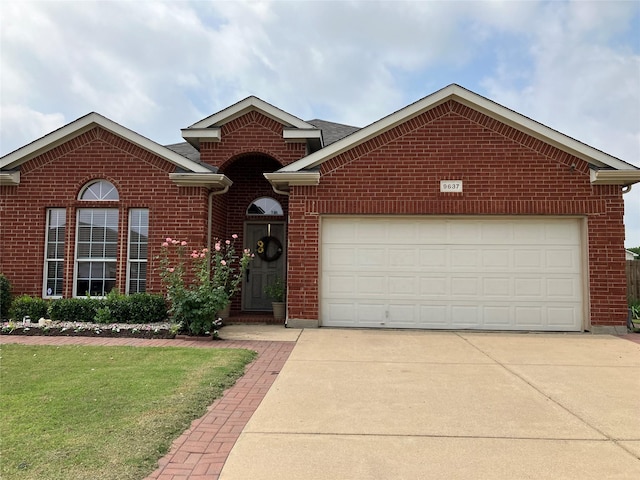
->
[546,278,579,298]
[450,221,481,241]
[481,277,511,297]
[357,248,386,267]
[482,306,512,327]
[321,217,584,331]
[515,306,544,327]
[391,248,418,267]
[481,249,511,268]
[545,249,579,269]
[451,305,481,327]
[388,276,416,295]
[451,248,479,267]
[416,222,448,242]
[357,276,386,295]
[451,277,479,296]
[419,276,448,296]
[547,307,580,328]
[420,305,449,327]
[324,246,356,267]
[419,249,448,267]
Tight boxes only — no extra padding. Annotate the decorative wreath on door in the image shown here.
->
[256,236,283,262]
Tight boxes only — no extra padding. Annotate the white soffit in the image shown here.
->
[279,84,637,173]
[0,112,213,173]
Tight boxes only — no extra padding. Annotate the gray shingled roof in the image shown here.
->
[307,119,360,145]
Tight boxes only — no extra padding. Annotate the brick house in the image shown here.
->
[2,84,639,333]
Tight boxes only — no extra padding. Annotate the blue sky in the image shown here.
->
[1,0,639,246]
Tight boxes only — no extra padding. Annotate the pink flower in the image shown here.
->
[181,241,187,246]
[243,248,250,255]
[168,267,175,273]
[200,253,206,258]
[202,248,209,253]
[162,242,169,247]
[165,237,172,243]
[215,243,221,252]
[190,253,199,258]
[171,239,179,245]
[220,260,227,266]
[232,234,238,239]
[225,240,231,245]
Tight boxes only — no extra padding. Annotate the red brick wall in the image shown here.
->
[199,111,307,170]
[286,100,628,328]
[0,126,208,298]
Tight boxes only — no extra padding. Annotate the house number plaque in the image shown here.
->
[440,180,463,192]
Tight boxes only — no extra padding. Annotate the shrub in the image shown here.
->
[8,295,49,322]
[0,274,11,319]
[125,293,167,324]
[49,297,102,322]
[47,293,168,324]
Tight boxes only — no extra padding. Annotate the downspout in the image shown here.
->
[208,185,230,251]
[271,184,290,196]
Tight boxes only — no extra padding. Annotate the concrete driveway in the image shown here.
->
[220,329,640,479]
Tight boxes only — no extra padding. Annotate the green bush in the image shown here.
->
[124,293,167,324]
[49,297,102,322]
[8,295,49,322]
[0,274,11,319]
[47,293,167,323]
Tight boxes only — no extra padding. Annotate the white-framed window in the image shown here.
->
[75,208,118,297]
[43,208,66,298]
[127,209,148,294]
[79,179,119,201]
[247,197,283,216]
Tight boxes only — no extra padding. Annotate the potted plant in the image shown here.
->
[264,276,286,321]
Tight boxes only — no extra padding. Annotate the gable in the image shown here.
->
[269,84,640,190]
[0,112,231,188]
[181,96,322,152]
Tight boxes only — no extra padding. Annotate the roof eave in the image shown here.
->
[180,128,222,149]
[263,171,320,192]
[589,169,640,186]
[0,170,20,185]
[169,172,232,188]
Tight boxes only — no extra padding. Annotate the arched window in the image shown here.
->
[247,197,283,216]
[74,180,120,296]
[79,179,119,201]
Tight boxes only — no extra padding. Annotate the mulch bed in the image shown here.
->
[1,322,177,339]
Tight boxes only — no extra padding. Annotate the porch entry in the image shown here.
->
[243,222,286,311]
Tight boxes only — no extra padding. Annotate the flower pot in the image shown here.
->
[271,301,285,321]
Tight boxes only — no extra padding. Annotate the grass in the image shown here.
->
[0,344,256,480]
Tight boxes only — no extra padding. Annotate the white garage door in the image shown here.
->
[321,217,584,331]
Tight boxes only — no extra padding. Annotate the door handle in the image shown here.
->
[246,268,250,283]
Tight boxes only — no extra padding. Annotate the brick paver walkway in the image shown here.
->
[0,334,296,480]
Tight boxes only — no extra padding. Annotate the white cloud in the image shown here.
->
[1,0,638,244]
[480,1,640,247]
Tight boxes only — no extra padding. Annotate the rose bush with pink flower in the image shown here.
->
[157,236,252,336]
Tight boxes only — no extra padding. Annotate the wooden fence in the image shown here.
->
[628,260,640,302]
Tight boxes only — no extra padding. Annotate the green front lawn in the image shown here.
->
[0,344,256,480]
